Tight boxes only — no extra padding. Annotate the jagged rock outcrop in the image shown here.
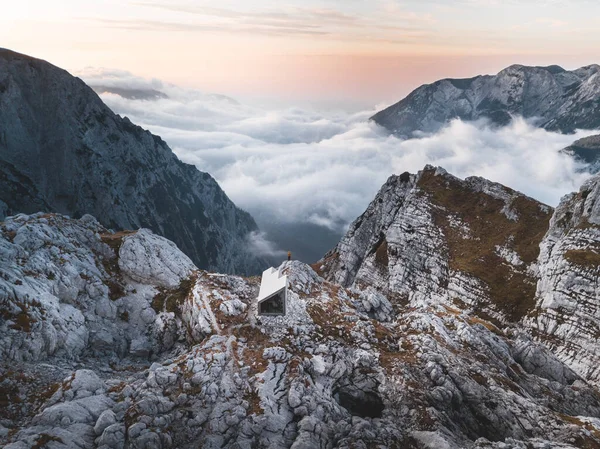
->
[317,165,600,390]
[563,134,600,172]
[3,213,600,448]
[372,64,600,137]
[0,48,265,274]
[525,171,600,383]
[317,165,553,325]
[0,213,202,363]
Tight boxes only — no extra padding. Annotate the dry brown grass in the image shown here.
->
[306,298,358,345]
[100,230,136,253]
[151,275,197,314]
[107,382,127,394]
[467,316,504,336]
[98,231,136,300]
[236,325,270,376]
[564,249,600,268]
[2,301,38,333]
[557,413,600,448]
[1,229,17,242]
[0,370,60,422]
[311,251,339,278]
[470,371,489,387]
[244,389,264,415]
[32,434,63,448]
[418,169,551,322]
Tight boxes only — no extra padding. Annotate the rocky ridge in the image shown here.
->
[0,48,265,275]
[372,64,600,137]
[2,202,600,448]
[317,165,600,390]
[525,173,600,384]
[318,166,552,325]
[563,134,600,172]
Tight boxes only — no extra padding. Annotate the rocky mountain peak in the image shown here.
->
[562,134,600,170]
[317,164,600,393]
[372,63,600,137]
[0,48,266,275]
[317,165,552,324]
[3,212,600,448]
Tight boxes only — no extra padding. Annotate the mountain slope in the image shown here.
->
[316,165,553,326]
[372,64,600,137]
[317,165,600,389]
[3,213,600,449]
[563,134,600,172]
[526,171,600,383]
[0,48,265,274]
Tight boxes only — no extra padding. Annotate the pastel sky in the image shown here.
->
[4,0,600,106]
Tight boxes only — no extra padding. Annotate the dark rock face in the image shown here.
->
[317,165,600,390]
[372,64,600,137]
[562,134,600,172]
[0,48,266,274]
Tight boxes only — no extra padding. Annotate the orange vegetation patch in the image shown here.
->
[557,414,600,448]
[1,228,16,242]
[311,251,339,279]
[0,370,60,422]
[564,249,600,268]
[467,316,504,336]
[236,325,270,376]
[100,230,136,254]
[307,298,358,345]
[1,300,41,333]
[98,230,137,300]
[244,389,264,415]
[32,434,63,449]
[151,274,197,314]
[418,169,551,322]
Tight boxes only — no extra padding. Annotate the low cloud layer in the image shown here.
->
[82,69,597,258]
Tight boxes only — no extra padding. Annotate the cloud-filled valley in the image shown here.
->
[82,68,598,262]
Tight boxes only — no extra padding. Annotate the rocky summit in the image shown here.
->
[0,48,265,275]
[562,134,600,173]
[2,165,600,448]
[318,165,600,387]
[372,64,600,137]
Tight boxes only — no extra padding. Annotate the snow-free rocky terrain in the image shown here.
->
[563,134,600,173]
[3,166,600,448]
[372,64,600,137]
[0,48,265,275]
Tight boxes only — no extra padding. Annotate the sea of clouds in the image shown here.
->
[81,68,598,261]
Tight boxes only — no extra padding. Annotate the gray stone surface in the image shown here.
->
[0,48,265,275]
[2,169,600,448]
[372,64,600,137]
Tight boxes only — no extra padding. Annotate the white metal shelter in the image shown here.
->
[257,267,288,316]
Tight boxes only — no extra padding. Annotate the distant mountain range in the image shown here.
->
[89,85,169,101]
[562,134,600,172]
[0,48,266,274]
[372,64,600,137]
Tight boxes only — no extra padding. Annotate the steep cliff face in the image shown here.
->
[563,134,600,172]
[318,165,600,389]
[3,213,600,449]
[317,166,553,325]
[526,172,600,383]
[372,64,600,137]
[0,48,265,274]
